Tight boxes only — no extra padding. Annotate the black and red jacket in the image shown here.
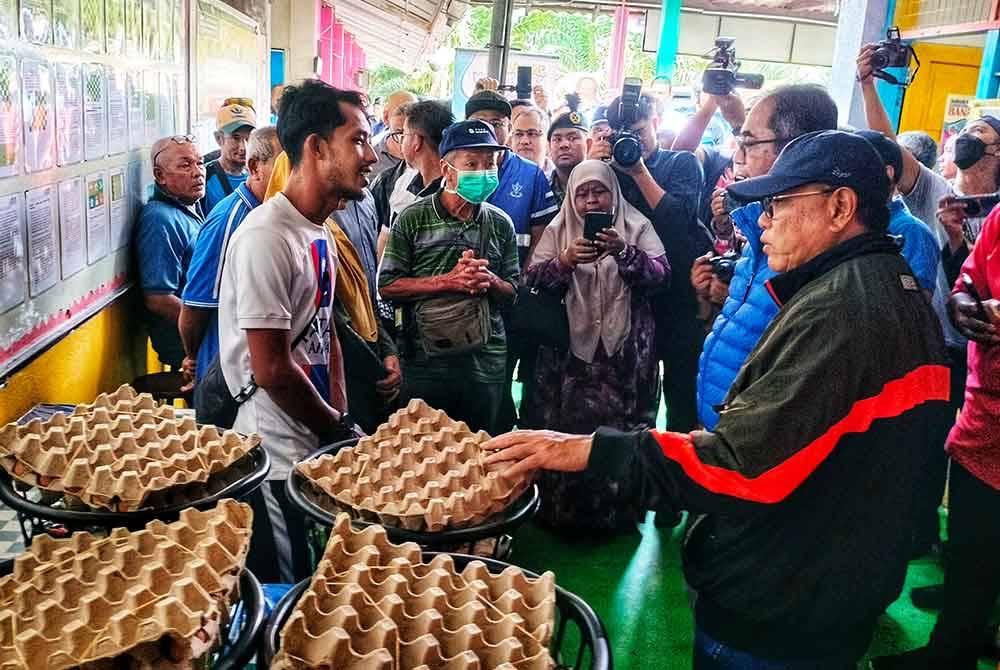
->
[589,234,951,660]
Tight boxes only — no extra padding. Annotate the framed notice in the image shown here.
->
[83,63,107,160]
[52,0,80,49]
[106,68,127,154]
[81,0,105,52]
[0,193,26,314]
[25,184,59,297]
[85,171,108,264]
[0,54,21,179]
[58,176,86,278]
[21,0,53,44]
[108,167,128,250]
[21,57,55,174]
[55,62,83,166]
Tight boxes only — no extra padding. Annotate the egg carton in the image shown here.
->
[72,384,168,418]
[272,514,556,670]
[296,401,529,532]
[0,405,261,512]
[0,499,252,670]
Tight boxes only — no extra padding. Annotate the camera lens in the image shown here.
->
[613,135,643,167]
[870,48,889,70]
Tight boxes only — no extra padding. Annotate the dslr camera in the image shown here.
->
[608,77,645,167]
[868,27,919,87]
[702,38,764,97]
[709,251,739,283]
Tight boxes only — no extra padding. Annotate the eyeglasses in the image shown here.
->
[761,188,835,218]
[223,97,256,111]
[388,131,407,144]
[735,135,786,155]
[152,134,196,167]
[513,129,544,139]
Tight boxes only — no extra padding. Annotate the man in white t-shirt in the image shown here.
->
[217,79,377,582]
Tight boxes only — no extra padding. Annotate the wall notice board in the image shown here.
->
[0,0,185,380]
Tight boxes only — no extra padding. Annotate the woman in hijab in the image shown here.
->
[523,160,669,433]
[523,160,669,529]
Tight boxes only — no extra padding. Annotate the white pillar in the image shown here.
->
[829,0,890,128]
[285,0,321,84]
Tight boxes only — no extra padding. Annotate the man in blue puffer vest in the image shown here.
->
[694,85,839,429]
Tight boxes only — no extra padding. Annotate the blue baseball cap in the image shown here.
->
[438,120,503,157]
[727,130,891,205]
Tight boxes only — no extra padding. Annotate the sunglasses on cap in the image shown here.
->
[223,97,255,111]
[152,134,196,166]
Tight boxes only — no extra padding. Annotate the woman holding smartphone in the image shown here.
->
[521,160,670,529]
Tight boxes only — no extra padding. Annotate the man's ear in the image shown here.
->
[303,133,323,161]
[214,131,223,147]
[153,166,165,184]
[247,156,260,177]
[828,187,859,233]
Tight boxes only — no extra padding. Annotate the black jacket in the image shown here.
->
[588,234,951,660]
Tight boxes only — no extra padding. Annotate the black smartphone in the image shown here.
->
[952,193,1000,218]
[583,212,613,242]
[516,66,532,101]
[961,272,989,320]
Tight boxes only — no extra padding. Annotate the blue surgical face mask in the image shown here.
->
[446,164,499,204]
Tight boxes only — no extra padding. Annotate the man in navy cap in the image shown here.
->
[547,111,589,205]
[485,130,950,668]
[379,120,519,434]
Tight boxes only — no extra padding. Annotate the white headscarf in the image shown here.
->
[529,160,665,363]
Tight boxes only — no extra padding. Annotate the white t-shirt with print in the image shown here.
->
[218,192,339,479]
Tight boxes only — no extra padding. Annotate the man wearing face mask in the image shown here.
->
[859,44,1000,561]
[379,120,519,434]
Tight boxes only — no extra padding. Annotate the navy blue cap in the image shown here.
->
[979,114,1000,138]
[856,130,902,183]
[590,106,610,128]
[727,130,891,205]
[438,120,503,157]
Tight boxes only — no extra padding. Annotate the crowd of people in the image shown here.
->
[132,43,999,669]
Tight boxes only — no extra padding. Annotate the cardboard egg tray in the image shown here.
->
[272,514,556,670]
[0,386,261,512]
[0,499,252,670]
[296,400,529,532]
[72,383,167,417]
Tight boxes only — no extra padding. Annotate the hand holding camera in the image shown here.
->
[702,38,764,97]
[856,28,919,88]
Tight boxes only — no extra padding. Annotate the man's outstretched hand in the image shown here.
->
[484,430,594,478]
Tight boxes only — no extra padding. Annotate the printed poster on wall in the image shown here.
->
[25,184,59,297]
[21,57,55,174]
[52,0,80,49]
[83,63,107,160]
[106,68,127,154]
[142,69,157,141]
[0,0,16,40]
[58,176,85,278]
[81,0,104,53]
[0,193,26,314]
[108,167,128,249]
[21,0,53,44]
[105,0,124,54]
[127,70,143,149]
[942,95,972,146]
[85,172,108,264]
[0,54,21,179]
[55,62,83,166]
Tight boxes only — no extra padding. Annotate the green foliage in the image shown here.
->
[368,64,433,97]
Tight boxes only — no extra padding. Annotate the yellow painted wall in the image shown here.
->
[899,43,982,139]
[0,295,149,424]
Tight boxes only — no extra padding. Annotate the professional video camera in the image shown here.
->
[608,77,645,167]
[868,27,919,87]
[702,38,764,97]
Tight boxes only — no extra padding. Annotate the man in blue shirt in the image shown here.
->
[200,98,257,216]
[180,126,280,390]
[465,90,559,266]
[857,131,939,298]
[134,135,207,371]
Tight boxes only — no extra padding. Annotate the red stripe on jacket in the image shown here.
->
[652,364,951,503]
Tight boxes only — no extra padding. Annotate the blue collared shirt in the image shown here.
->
[182,182,260,379]
[487,151,558,266]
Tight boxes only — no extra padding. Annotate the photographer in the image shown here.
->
[694,85,838,430]
[858,42,1000,557]
[590,91,706,432]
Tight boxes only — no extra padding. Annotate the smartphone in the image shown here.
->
[952,193,1000,218]
[516,66,532,101]
[583,212,613,242]
[961,272,989,320]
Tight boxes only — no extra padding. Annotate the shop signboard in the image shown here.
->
[942,94,972,145]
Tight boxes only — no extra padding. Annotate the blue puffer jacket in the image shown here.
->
[696,202,780,430]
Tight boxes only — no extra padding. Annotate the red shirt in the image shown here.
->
[947,207,1000,490]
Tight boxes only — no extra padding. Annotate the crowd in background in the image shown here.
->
[130,43,1000,669]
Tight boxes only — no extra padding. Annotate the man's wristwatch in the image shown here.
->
[338,412,358,433]
[617,245,629,259]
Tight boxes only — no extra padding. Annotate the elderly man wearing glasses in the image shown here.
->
[487,130,951,670]
[134,134,206,374]
[691,84,838,432]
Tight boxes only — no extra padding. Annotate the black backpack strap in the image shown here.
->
[206,160,235,198]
